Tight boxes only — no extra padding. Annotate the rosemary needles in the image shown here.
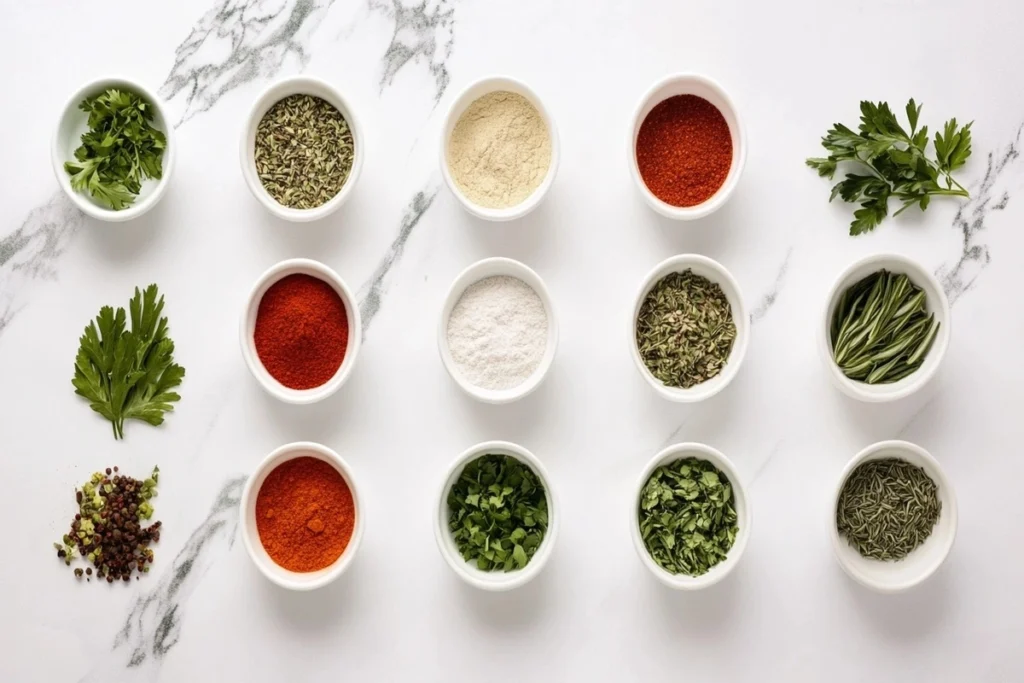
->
[830,270,939,384]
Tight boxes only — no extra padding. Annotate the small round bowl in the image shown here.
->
[820,253,951,402]
[629,73,746,220]
[240,75,364,222]
[830,440,957,593]
[440,76,560,221]
[630,254,749,402]
[240,258,362,404]
[434,441,559,591]
[240,441,364,591]
[52,76,176,222]
[631,442,752,590]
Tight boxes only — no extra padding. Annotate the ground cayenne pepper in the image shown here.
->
[636,95,733,207]
[256,457,355,572]
[254,274,349,389]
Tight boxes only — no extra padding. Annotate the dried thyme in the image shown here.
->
[836,458,940,561]
[636,270,736,388]
[638,457,738,576]
[255,94,354,209]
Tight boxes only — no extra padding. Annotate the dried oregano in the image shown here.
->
[255,94,354,209]
[638,458,738,576]
[636,270,736,388]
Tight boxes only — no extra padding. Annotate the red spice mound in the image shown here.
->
[636,94,733,207]
[254,273,349,390]
[255,456,355,573]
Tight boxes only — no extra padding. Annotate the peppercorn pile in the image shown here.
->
[54,466,162,583]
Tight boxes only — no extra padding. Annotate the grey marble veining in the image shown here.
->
[937,124,1022,305]
[80,477,245,680]
[750,247,793,323]
[371,0,456,103]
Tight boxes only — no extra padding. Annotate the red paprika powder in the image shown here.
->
[254,273,349,390]
[255,456,355,572]
[636,94,733,207]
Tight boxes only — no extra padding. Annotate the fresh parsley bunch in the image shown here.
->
[64,89,166,211]
[807,99,972,235]
[72,285,185,440]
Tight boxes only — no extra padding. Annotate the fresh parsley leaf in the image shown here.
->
[808,99,972,235]
[447,454,548,572]
[72,285,184,439]
[63,89,166,211]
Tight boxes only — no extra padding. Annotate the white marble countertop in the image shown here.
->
[3,1,1023,681]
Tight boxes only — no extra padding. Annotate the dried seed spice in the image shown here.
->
[255,94,354,209]
[54,466,162,583]
[636,269,736,388]
[836,458,941,561]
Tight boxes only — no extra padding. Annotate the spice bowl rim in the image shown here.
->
[630,442,752,590]
[433,440,559,591]
[629,254,749,402]
[819,253,951,403]
[437,257,559,404]
[51,75,176,223]
[239,74,364,223]
[239,441,365,591]
[628,72,746,221]
[239,257,362,404]
[829,440,958,593]
[439,75,560,222]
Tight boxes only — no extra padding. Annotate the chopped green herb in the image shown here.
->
[447,454,548,572]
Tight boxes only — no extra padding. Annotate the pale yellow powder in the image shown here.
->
[447,91,552,209]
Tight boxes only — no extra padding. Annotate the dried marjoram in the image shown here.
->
[54,466,161,583]
[636,270,736,388]
[255,94,354,209]
[836,458,940,561]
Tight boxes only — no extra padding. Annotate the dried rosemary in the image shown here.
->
[636,270,736,388]
[255,94,354,209]
[836,458,941,561]
[830,270,939,384]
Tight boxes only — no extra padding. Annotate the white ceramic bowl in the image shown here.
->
[440,76,560,221]
[629,73,746,220]
[830,440,957,593]
[630,254,749,402]
[240,75,363,222]
[438,257,558,403]
[820,253,951,402]
[434,441,559,591]
[240,441,364,591]
[240,258,362,404]
[51,76,175,222]
[631,442,752,590]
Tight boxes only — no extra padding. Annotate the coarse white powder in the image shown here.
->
[446,275,548,390]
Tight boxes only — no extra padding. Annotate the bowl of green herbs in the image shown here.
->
[434,441,558,591]
[52,77,174,222]
[821,254,950,402]
[830,440,957,593]
[631,442,751,590]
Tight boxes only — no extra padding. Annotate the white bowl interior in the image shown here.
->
[53,77,174,221]
[630,74,744,218]
[240,442,364,590]
[630,255,748,402]
[438,257,558,403]
[440,76,559,221]
[632,443,751,589]
[830,441,957,592]
[434,441,558,591]
[240,258,362,404]
[241,76,363,222]
[821,254,951,402]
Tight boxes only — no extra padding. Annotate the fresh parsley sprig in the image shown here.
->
[64,89,166,211]
[72,285,185,440]
[807,99,972,235]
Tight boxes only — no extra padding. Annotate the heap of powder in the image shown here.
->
[447,91,552,209]
[446,276,548,390]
